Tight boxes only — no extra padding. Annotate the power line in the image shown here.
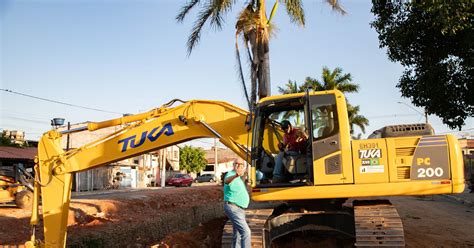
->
[367,114,419,119]
[437,128,474,134]
[3,116,50,124]
[1,89,123,115]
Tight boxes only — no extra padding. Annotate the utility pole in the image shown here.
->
[214,138,218,175]
[66,122,80,192]
[161,149,166,188]
[397,102,428,124]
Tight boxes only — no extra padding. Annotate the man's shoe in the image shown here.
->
[272,177,283,183]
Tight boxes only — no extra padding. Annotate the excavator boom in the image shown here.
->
[27,99,256,247]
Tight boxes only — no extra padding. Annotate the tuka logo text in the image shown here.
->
[359,149,381,159]
[118,123,174,152]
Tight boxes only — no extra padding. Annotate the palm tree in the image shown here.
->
[302,66,359,93]
[279,66,369,137]
[347,104,369,137]
[276,80,305,125]
[277,80,302,95]
[176,1,346,111]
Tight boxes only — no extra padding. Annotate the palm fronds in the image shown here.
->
[282,0,305,26]
[326,0,347,15]
[176,0,200,23]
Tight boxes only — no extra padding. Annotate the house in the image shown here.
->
[0,146,36,168]
[2,130,26,145]
[203,147,242,181]
[0,146,36,184]
[459,138,474,155]
[459,138,474,185]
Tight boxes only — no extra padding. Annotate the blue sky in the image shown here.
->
[1,0,472,144]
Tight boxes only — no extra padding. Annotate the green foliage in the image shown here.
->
[302,67,359,93]
[278,67,369,136]
[177,0,346,109]
[0,133,20,147]
[179,145,207,173]
[347,104,369,136]
[371,1,473,129]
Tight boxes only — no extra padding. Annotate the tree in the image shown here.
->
[347,104,369,138]
[276,80,304,126]
[0,132,20,147]
[302,66,359,93]
[279,67,369,136]
[177,0,345,111]
[179,145,208,173]
[277,80,303,94]
[371,1,474,129]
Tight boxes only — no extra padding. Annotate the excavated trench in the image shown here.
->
[55,186,227,247]
[67,202,225,247]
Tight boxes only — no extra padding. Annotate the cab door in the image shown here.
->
[309,93,353,185]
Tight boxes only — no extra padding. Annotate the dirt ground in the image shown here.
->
[157,218,227,248]
[1,186,474,247]
[0,185,224,246]
[390,195,474,248]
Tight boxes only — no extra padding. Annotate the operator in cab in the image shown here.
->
[272,120,308,183]
[223,159,251,248]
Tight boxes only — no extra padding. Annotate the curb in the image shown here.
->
[71,187,161,197]
[72,189,131,197]
[443,194,474,207]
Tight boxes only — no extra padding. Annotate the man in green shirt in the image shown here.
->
[224,159,251,248]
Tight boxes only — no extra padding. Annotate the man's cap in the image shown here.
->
[281,120,291,130]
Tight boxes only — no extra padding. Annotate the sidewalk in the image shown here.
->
[444,185,474,207]
[71,187,163,197]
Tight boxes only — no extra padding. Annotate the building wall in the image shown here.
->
[75,166,113,191]
[203,147,242,182]
[459,138,474,155]
[2,130,25,145]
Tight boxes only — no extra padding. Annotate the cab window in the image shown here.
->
[312,102,339,140]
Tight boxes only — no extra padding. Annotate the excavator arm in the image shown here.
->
[26,99,259,247]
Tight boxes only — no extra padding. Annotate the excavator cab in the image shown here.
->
[252,91,353,188]
[252,95,311,186]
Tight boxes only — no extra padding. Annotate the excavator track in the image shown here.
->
[354,202,405,247]
[222,209,273,248]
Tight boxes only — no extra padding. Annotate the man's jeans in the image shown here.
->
[224,202,251,248]
[273,151,299,179]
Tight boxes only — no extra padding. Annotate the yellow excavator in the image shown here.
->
[25,90,464,247]
[0,164,34,209]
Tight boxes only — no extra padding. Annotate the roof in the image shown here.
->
[206,157,235,164]
[205,147,240,163]
[0,146,37,160]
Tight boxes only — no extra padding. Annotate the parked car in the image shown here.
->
[166,173,193,187]
[195,173,216,183]
[221,171,228,186]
